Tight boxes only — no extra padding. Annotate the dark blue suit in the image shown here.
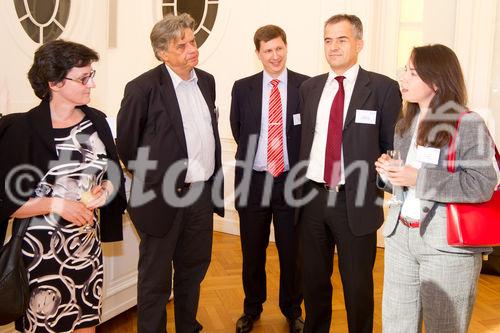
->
[230,69,309,319]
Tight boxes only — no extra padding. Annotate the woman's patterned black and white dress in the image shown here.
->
[19,118,108,333]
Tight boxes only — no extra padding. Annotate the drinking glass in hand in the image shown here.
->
[386,150,403,205]
[80,174,96,233]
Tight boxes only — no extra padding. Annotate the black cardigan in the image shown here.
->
[0,98,127,243]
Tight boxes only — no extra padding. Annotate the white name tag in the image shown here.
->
[416,146,440,165]
[355,109,377,125]
[293,113,301,125]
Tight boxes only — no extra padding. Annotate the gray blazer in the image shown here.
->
[381,112,498,254]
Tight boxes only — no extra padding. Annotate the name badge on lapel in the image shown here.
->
[416,146,440,165]
[355,109,377,125]
[293,113,301,125]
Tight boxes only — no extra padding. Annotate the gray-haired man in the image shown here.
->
[117,13,224,333]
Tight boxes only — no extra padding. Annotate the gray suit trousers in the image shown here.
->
[382,223,482,333]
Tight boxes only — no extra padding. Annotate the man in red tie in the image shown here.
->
[230,25,309,333]
[296,15,401,333]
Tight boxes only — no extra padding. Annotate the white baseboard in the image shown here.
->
[101,282,138,323]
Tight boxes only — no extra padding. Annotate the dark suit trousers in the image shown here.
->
[299,181,377,333]
[136,182,213,333]
[238,171,302,319]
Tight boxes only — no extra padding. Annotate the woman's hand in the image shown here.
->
[386,165,418,187]
[51,198,94,226]
[375,153,391,175]
[84,180,114,209]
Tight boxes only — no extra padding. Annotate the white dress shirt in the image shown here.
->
[306,64,360,184]
[253,70,290,172]
[400,115,422,220]
[166,65,215,183]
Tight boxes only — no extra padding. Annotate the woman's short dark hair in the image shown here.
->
[28,39,99,99]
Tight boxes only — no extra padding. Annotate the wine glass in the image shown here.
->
[386,150,403,205]
[80,174,96,233]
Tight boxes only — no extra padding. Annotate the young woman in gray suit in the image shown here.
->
[375,44,498,333]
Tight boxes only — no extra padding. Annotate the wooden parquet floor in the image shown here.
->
[98,231,500,333]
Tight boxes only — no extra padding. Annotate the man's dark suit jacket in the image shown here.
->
[297,67,402,235]
[230,69,309,208]
[117,64,224,237]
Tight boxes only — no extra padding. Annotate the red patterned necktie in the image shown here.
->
[324,76,345,187]
[267,79,284,177]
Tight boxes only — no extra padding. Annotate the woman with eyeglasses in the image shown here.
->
[0,40,126,333]
[374,44,498,333]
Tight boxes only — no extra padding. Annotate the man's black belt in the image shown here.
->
[310,180,345,192]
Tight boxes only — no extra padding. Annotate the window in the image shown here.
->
[14,0,70,44]
[162,0,219,47]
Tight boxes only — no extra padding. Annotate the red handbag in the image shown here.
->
[446,112,500,247]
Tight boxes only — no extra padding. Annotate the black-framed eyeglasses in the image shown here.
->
[65,70,96,85]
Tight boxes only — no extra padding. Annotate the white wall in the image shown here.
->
[489,0,500,145]
[454,0,498,135]
[490,4,500,144]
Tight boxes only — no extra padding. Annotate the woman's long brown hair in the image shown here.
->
[396,44,468,147]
